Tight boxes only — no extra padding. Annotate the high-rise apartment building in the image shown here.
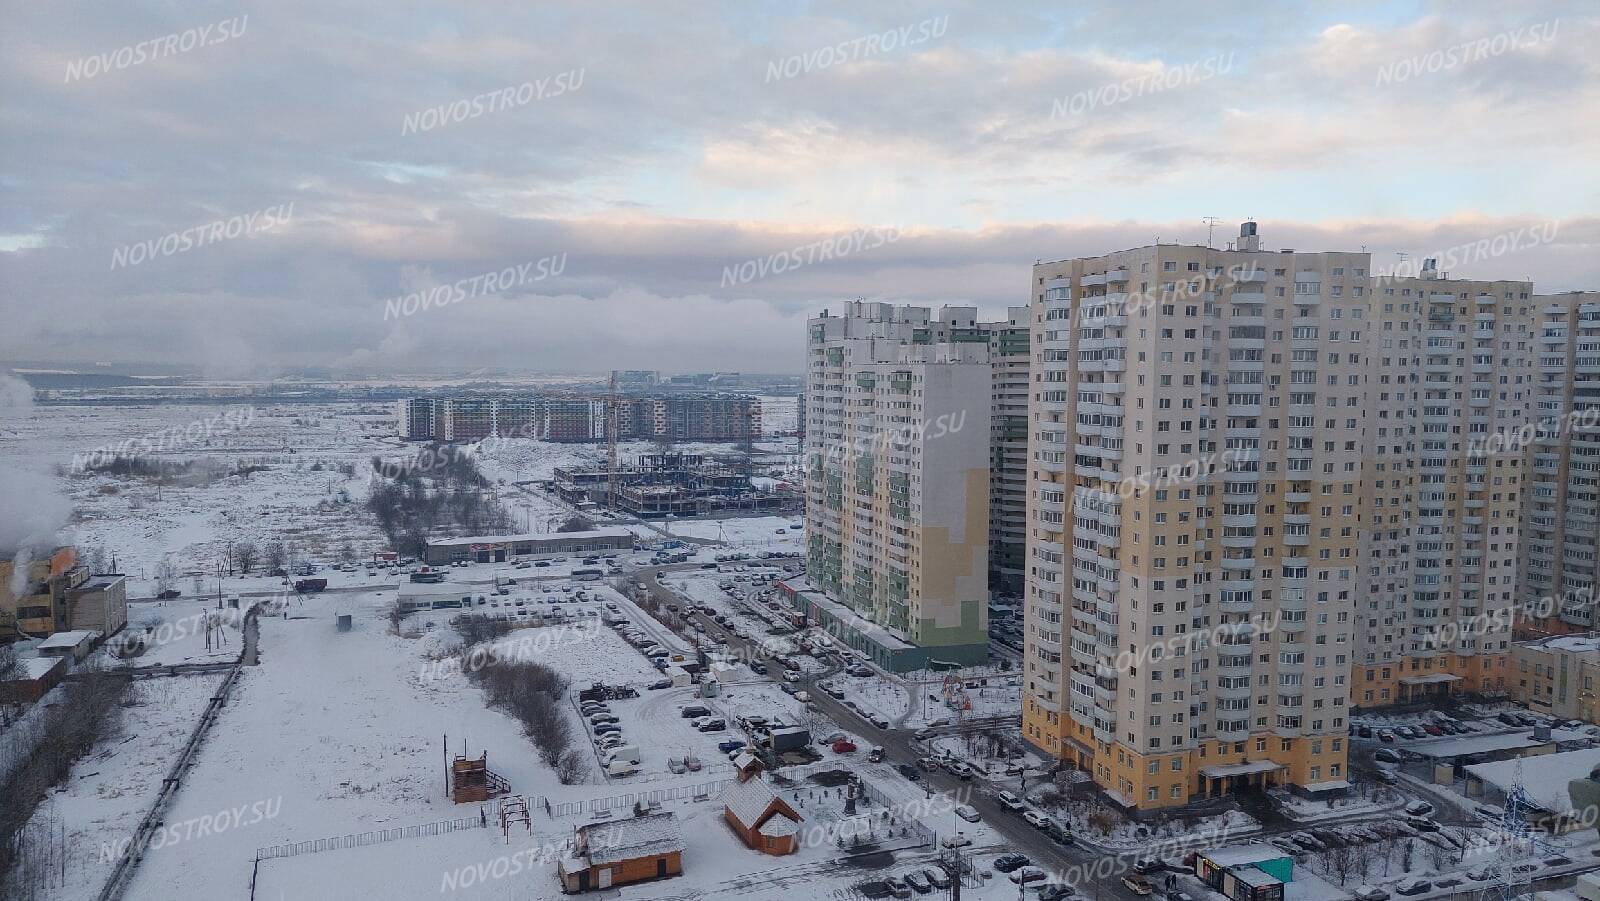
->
[1521,292,1600,634]
[1353,262,1534,707]
[394,394,759,443]
[987,307,1032,596]
[1022,223,1361,810]
[799,301,990,671]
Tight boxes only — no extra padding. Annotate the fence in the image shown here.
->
[545,778,732,819]
[254,814,487,861]
[98,605,260,901]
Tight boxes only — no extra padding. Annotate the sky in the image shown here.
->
[1,0,1596,376]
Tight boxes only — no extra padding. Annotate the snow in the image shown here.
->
[4,673,228,901]
[1466,747,1600,816]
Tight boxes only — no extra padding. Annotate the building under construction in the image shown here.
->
[552,453,795,519]
[396,394,760,444]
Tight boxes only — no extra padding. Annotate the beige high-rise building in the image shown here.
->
[799,301,991,671]
[1521,292,1600,635]
[1022,223,1359,810]
[1353,261,1534,707]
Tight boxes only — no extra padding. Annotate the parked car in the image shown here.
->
[1353,887,1390,901]
[667,756,687,774]
[647,679,671,690]
[832,739,858,754]
[903,870,931,894]
[996,790,1026,812]
[1395,879,1432,896]
[1375,769,1399,785]
[1375,748,1403,764]
[954,805,982,824]
[1465,865,1501,882]
[1010,867,1046,886]
[1039,885,1076,901]
[992,854,1029,873]
[940,832,972,848]
[1378,730,1396,742]
[1022,809,1049,829]
[923,867,951,890]
[1404,800,1435,817]
[1121,875,1154,896]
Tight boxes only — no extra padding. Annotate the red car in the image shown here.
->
[832,739,857,754]
[1422,725,1443,736]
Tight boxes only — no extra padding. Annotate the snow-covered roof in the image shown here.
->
[731,750,760,771]
[1199,760,1282,778]
[37,630,97,650]
[1407,728,1587,759]
[1467,747,1600,815]
[10,657,65,680]
[1202,843,1291,868]
[723,775,781,830]
[1519,634,1600,657]
[584,812,682,865]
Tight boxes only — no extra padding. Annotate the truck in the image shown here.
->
[293,578,328,593]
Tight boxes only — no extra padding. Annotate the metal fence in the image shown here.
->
[545,778,731,818]
[255,815,486,861]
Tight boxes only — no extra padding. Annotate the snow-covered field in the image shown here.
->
[9,673,227,901]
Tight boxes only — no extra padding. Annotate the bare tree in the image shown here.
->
[1324,845,1356,886]
[234,540,260,574]
[557,751,585,785]
[153,556,178,596]
[265,541,287,572]
[339,541,357,564]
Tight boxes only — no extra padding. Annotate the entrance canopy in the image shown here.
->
[1200,760,1284,779]
[1400,673,1462,686]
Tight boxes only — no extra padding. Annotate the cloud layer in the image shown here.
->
[2,1,1596,374]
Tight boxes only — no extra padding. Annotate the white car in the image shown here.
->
[940,832,972,848]
[996,790,1026,812]
[954,804,981,823]
[1022,809,1049,829]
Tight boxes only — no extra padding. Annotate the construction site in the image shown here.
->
[551,453,797,519]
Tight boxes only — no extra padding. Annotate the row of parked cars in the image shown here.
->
[869,862,955,897]
[580,698,640,776]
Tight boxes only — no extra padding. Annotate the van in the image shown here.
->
[604,745,641,766]
[604,759,638,777]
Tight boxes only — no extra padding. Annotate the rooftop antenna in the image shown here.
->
[1202,216,1223,249]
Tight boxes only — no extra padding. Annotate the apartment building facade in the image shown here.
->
[395,394,760,443]
[987,308,1032,595]
[1521,292,1600,635]
[1354,262,1534,708]
[1022,224,1360,810]
[801,302,990,671]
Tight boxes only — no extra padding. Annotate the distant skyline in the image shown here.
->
[3,1,1597,375]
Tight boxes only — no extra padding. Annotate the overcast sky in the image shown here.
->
[2,1,1596,376]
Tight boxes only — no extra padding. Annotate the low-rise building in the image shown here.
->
[36,629,99,662]
[557,811,682,893]
[0,656,68,704]
[1195,844,1292,901]
[422,529,634,565]
[1511,634,1600,723]
[722,754,802,855]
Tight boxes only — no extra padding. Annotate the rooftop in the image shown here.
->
[37,629,98,650]
[1202,843,1292,868]
[426,528,632,548]
[1467,746,1600,815]
[582,812,682,866]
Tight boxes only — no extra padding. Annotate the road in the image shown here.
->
[634,568,1151,899]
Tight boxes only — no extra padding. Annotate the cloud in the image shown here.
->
[1,1,1596,374]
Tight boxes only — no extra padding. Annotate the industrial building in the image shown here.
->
[802,301,991,671]
[552,453,795,519]
[422,529,634,565]
[0,547,127,641]
[395,394,761,443]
